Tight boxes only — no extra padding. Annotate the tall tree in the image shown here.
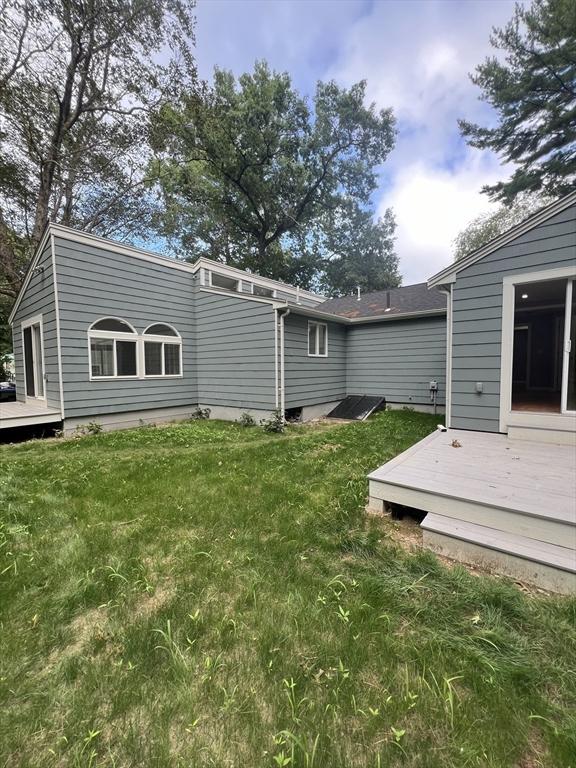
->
[453,192,553,260]
[0,0,197,306]
[320,205,399,297]
[459,0,576,203]
[152,62,396,291]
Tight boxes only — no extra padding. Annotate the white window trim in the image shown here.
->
[209,271,240,292]
[88,334,139,381]
[87,319,184,381]
[21,313,46,402]
[308,320,328,357]
[499,266,576,433]
[143,324,183,379]
[88,317,139,380]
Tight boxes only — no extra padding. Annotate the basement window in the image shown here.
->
[308,321,328,357]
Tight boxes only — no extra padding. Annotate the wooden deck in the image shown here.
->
[368,429,576,594]
[0,400,61,430]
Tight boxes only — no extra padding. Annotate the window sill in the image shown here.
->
[143,375,184,379]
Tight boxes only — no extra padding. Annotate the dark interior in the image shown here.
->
[512,279,566,413]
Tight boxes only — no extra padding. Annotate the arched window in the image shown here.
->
[88,317,137,379]
[91,318,136,333]
[143,324,182,377]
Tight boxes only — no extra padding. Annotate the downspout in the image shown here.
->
[274,309,279,409]
[439,285,453,428]
[278,307,291,418]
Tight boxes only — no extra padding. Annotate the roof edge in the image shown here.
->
[285,304,446,324]
[428,190,576,288]
[8,225,51,325]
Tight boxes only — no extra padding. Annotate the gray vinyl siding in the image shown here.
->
[347,316,447,406]
[196,290,276,410]
[11,242,60,410]
[54,235,197,419]
[451,203,576,432]
[283,314,347,408]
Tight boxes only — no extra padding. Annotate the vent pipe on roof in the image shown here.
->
[357,286,361,301]
[385,290,391,310]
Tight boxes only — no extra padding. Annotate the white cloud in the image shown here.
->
[192,0,518,284]
[328,0,517,283]
[379,155,503,283]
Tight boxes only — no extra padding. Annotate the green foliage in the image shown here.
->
[152,61,397,293]
[261,407,286,434]
[453,191,554,260]
[1,412,575,766]
[0,0,197,306]
[459,0,576,203]
[321,205,400,296]
[238,412,257,427]
[73,421,103,437]
[190,406,211,420]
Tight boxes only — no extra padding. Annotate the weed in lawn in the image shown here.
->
[0,412,575,767]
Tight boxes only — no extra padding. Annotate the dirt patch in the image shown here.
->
[46,605,109,668]
[133,583,176,620]
[516,729,548,767]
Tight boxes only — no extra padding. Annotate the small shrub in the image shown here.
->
[73,421,103,437]
[191,406,211,420]
[238,412,256,427]
[261,408,285,434]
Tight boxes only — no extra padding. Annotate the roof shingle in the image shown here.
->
[318,283,446,319]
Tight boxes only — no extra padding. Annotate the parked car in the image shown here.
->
[0,381,16,402]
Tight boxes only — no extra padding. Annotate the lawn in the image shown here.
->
[0,411,575,768]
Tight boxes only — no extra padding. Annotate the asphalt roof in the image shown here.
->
[318,283,446,319]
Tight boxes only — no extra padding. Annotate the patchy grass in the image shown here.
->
[0,411,574,768]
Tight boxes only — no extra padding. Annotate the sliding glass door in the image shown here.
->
[22,319,44,399]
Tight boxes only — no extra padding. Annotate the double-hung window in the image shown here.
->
[89,318,138,378]
[308,321,328,357]
[143,324,182,377]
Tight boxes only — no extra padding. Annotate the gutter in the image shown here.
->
[283,304,447,325]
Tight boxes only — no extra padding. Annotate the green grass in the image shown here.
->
[0,411,575,768]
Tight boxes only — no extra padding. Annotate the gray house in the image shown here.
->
[369,191,576,593]
[430,189,576,444]
[3,223,446,432]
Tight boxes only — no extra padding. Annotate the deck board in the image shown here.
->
[0,400,61,429]
[423,513,576,572]
[369,429,576,524]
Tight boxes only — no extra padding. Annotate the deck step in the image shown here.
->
[422,513,576,573]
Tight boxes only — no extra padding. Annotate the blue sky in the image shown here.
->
[193,0,518,284]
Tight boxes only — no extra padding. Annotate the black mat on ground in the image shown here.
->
[327,395,386,421]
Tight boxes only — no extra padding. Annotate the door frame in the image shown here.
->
[560,279,575,414]
[500,266,576,434]
[21,313,46,403]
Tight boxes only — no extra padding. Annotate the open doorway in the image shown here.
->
[512,279,566,413]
